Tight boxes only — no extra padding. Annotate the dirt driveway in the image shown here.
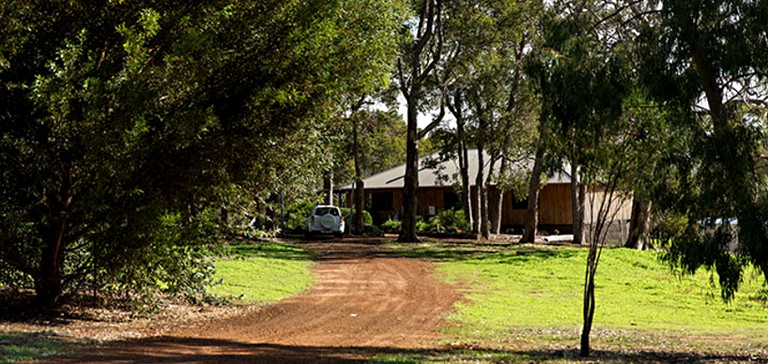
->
[52,238,461,363]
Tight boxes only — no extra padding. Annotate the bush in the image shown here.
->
[283,199,322,232]
[339,207,373,226]
[428,209,470,233]
[416,217,434,233]
[381,219,402,233]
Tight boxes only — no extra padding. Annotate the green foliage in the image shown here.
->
[633,0,768,298]
[339,207,373,226]
[282,198,322,232]
[428,209,470,233]
[383,212,470,234]
[381,219,402,233]
[0,0,408,306]
[415,217,433,234]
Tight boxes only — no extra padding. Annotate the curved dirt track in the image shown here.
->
[54,239,461,363]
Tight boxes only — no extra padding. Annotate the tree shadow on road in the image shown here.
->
[44,336,768,364]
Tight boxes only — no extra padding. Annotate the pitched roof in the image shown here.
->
[340,149,571,190]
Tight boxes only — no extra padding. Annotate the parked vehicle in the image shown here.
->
[306,205,345,238]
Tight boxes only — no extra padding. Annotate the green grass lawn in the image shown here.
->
[378,241,768,363]
[208,242,314,304]
[0,332,73,364]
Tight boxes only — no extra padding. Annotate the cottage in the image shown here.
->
[340,149,632,239]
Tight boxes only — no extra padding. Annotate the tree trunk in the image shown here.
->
[625,198,652,250]
[396,0,444,242]
[352,117,365,235]
[472,148,487,235]
[354,180,365,235]
[520,144,544,243]
[35,207,70,306]
[493,146,511,235]
[458,121,473,229]
[571,158,584,244]
[399,100,420,242]
[323,171,334,206]
[484,156,497,238]
[35,243,64,306]
[580,263,596,357]
[492,187,503,234]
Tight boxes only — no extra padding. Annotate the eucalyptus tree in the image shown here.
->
[397,0,448,242]
[441,0,541,237]
[0,0,407,306]
[526,0,637,355]
[635,0,768,298]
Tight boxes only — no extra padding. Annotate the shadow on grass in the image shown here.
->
[386,240,580,263]
[223,241,312,261]
[42,336,768,364]
[0,331,82,363]
[236,236,579,265]
[373,347,768,363]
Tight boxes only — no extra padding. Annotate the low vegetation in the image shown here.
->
[380,240,768,363]
[381,209,470,234]
[0,241,314,363]
[0,332,74,364]
[208,242,314,305]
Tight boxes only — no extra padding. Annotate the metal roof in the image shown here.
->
[340,149,571,190]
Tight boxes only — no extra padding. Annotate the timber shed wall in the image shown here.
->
[343,182,631,234]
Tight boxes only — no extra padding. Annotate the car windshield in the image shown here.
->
[314,207,339,216]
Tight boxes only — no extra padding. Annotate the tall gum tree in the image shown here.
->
[397,0,447,242]
[527,1,634,355]
[441,0,541,237]
[636,0,768,297]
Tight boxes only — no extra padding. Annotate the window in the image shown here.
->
[314,207,339,216]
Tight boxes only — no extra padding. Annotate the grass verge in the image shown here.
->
[378,241,768,363]
[0,331,75,364]
[208,242,314,304]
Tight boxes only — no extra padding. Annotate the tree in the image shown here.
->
[440,0,541,237]
[636,0,768,297]
[527,1,633,355]
[397,0,447,242]
[340,106,408,234]
[0,0,407,306]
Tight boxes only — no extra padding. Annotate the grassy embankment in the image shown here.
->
[375,241,768,363]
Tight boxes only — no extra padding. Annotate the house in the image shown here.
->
[339,149,632,239]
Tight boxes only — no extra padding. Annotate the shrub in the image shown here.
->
[381,219,402,233]
[379,210,470,234]
[339,208,373,226]
[283,199,322,232]
[416,216,435,233]
[430,209,470,233]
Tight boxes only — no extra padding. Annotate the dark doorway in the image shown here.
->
[443,190,459,210]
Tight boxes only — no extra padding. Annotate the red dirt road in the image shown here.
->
[53,239,461,363]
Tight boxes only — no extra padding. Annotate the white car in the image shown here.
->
[306,205,345,238]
